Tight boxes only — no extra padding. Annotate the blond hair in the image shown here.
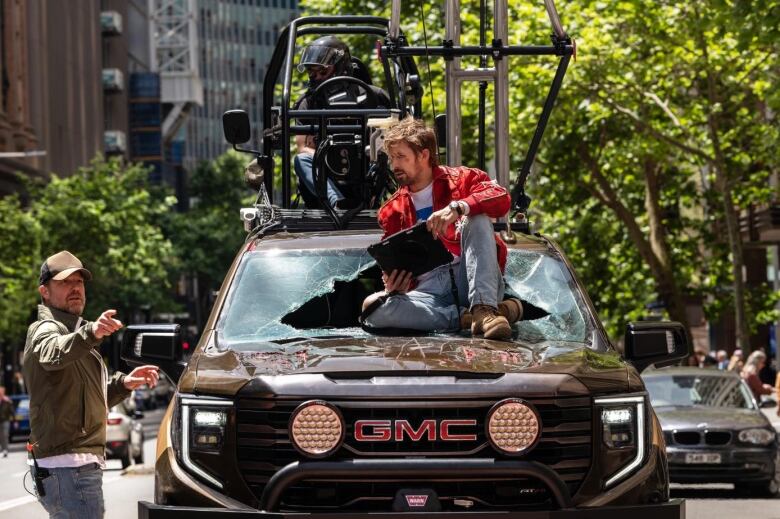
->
[383,116,439,168]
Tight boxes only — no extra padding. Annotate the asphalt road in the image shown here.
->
[0,406,777,518]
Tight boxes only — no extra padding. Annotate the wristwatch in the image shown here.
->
[449,200,464,216]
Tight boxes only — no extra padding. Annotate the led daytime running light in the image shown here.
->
[595,395,646,488]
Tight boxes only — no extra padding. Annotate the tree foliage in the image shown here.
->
[0,195,42,344]
[163,151,254,327]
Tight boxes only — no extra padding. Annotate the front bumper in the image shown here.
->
[667,446,776,483]
[150,456,683,518]
[139,500,685,518]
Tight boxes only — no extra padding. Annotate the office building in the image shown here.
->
[184,0,299,171]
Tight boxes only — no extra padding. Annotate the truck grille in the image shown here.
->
[235,397,592,511]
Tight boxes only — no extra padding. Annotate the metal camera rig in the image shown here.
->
[222,0,573,241]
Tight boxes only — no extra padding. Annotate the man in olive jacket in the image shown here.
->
[23,250,159,518]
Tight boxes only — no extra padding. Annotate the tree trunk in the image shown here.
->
[694,14,752,351]
[716,177,751,349]
[643,159,691,335]
[577,145,692,333]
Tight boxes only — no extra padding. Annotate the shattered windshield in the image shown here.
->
[216,247,595,350]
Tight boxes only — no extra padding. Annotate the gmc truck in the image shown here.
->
[122,2,688,517]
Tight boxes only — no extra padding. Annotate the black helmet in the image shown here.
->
[297,36,352,78]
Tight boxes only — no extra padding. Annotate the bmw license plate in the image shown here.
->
[685,452,721,464]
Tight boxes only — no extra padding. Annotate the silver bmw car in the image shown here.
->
[643,367,779,496]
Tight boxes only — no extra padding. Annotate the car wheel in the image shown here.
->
[121,450,131,469]
[736,480,778,497]
[134,434,145,465]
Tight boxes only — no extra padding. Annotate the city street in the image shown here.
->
[0,408,163,519]
[0,407,778,518]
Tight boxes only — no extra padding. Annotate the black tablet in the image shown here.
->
[367,221,454,276]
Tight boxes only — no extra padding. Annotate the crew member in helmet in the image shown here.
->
[293,36,390,209]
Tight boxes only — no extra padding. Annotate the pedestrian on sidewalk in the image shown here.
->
[741,350,774,401]
[23,250,160,519]
[0,385,13,457]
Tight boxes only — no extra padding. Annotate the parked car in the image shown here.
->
[643,367,780,495]
[9,394,30,441]
[106,399,145,469]
[133,386,155,411]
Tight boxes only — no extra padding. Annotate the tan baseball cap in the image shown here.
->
[39,251,92,285]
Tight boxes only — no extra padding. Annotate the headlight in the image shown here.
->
[601,407,635,448]
[595,395,646,488]
[191,409,227,451]
[738,428,775,445]
[179,395,233,489]
[289,401,344,458]
[486,399,541,455]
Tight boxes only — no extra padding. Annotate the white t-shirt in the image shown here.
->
[409,183,459,283]
[36,452,105,469]
[410,182,434,222]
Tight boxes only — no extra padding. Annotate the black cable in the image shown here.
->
[23,470,36,497]
[418,0,437,120]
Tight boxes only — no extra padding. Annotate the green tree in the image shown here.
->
[27,157,178,321]
[0,195,42,345]
[536,0,779,345]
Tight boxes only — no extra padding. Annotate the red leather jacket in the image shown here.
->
[378,165,511,271]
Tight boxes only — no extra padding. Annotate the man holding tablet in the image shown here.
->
[362,116,522,340]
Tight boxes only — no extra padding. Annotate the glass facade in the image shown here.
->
[184,0,299,170]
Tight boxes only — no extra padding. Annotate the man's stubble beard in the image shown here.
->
[394,168,414,187]
[46,298,85,316]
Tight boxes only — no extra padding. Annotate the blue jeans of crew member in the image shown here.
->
[294,152,344,207]
[34,463,104,518]
[364,214,505,331]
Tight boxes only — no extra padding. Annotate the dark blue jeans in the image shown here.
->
[294,152,344,206]
[364,214,505,331]
[35,463,104,518]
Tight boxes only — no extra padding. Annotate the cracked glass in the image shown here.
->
[217,248,595,350]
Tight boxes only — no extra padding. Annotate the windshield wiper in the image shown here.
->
[272,335,353,345]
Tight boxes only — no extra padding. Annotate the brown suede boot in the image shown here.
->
[461,298,523,329]
[470,305,512,340]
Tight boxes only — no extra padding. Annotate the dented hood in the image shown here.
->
[184,335,633,397]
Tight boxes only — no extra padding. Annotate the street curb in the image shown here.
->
[121,464,155,476]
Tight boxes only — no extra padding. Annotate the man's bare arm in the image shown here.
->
[295,134,316,154]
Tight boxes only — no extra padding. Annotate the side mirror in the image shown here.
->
[759,399,778,409]
[624,321,689,373]
[133,410,145,419]
[222,109,251,144]
[121,324,187,383]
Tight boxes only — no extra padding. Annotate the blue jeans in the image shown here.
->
[365,214,505,331]
[35,463,104,518]
[294,152,344,206]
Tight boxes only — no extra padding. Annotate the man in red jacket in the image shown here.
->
[362,116,522,340]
